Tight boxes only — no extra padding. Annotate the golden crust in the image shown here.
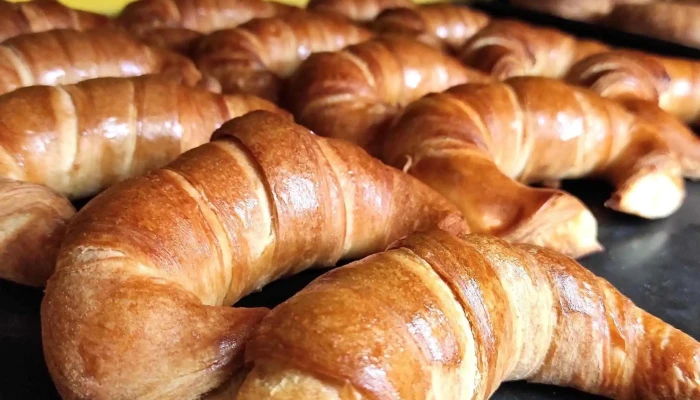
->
[240,230,700,399]
[41,111,467,400]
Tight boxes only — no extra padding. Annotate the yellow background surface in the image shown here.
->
[9,0,435,16]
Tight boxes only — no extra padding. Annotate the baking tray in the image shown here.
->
[2,3,700,399]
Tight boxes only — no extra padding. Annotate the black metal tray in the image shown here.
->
[2,3,700,399]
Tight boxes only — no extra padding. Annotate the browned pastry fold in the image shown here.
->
[136,27,205,55]
[372,4,490,52]
[287,36,490,153]
[239,229,700,400]
[607,2,700,49]
[510,0,653,22]
[459,19,609,79]
[41,111,467,400]
[0,179,75,287]
[194,12,373,100]
[567,50,700,126]
[118,0,296,35]
[307,0,415,23]
[382,77,694,257]
[0,75,284,288]
[0,29,205,96]
[0,74,285,200]
[0,0,110,42]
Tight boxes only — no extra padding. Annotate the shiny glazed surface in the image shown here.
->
[372,3,490,52]
[382,77,694,256]
[307,0,415,23]
[0,75,283,199]
[288,36,490,152]
[41,111,466,400]
[194,12,372,100]
[0,0,110,42]
[119,0,297,34]
[240,230,700,399]
[0,29,202,96]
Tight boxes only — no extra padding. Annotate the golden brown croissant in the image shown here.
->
[510,0,653,22]
[0,75,285,200]
[607,2,700,49]
[382,77,695,257]
[0,29,204,96]
[118,0,296,35]
[239,229,700,400]
[41,111,467,400]
[0,179,75,287]
[0,0,110,42]
[566,50,700,125]
[372,4,490,52]
[306,0,415,23]
[287,36,490,153]
[459,19,609,80]
[194,12,373,100]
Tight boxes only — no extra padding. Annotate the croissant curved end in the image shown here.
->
[0,180,76,287]
[502,191,602,259]
[606,169,685,219]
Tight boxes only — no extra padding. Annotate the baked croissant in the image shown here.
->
[287,36,490,153]
[607,2,700,49]
[459,19,609,79]
[0,179,75,287]
[0,75,284,200]
[0,29,204,96]
[0,0,110,42]
[372,4,490,52]
[0,76,284,288]
[566,50,700,125]
[194,12,373,100]
[382,77,693,257]
[118,0,296,35]
[510,0,653,22]
[239,229,700,400]
[41,111,467,400]
[306,0,415,23]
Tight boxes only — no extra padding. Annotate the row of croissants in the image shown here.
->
[511,0,700,49]
[0,0,697,399]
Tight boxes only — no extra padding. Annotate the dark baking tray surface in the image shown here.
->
[1,179,699,399]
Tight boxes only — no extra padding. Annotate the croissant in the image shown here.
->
[118,0,296,35]
[0,74,284,200]
[287,36,490,153]
[382,77,696,257]
[509,0,653,22]
[0,29,204,96]
[239,229,700,400]
[372,4,490,52]
[0,0,110,43]
[306,0,415,23]
[0,179,75,287]
[607,2,700,49]
[566,50,700,126]
[41,111,466,400]
[459,19,609,80]
[194,12,373,100]
[0,76,284,289]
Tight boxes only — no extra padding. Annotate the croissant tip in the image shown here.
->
[503,192,600,259]
[606,171,685,219]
